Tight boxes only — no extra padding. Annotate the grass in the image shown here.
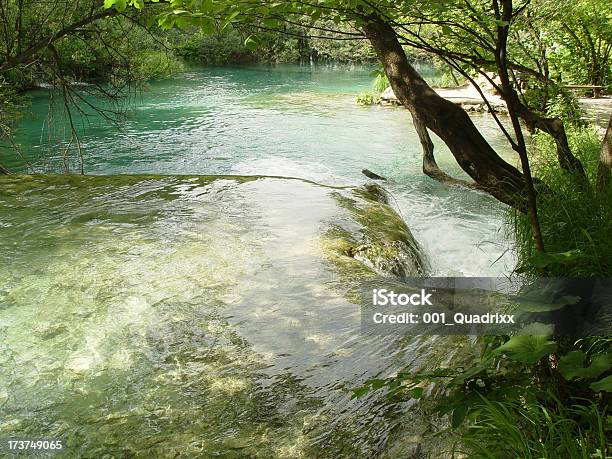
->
[512,125,612,277]
[356,74,388,105]
[461,396,609,459]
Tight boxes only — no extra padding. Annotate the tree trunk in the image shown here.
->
[513,103,587,182]
[597,116,612,190]
[495,0,545,252]
[362,18,528,209]
[412,115,474,187]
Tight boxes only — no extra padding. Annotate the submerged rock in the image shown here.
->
[347,240,420,278]
[326,182,429,279]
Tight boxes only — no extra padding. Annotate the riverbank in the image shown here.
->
[380,83,612,126]
[379,75,508,114]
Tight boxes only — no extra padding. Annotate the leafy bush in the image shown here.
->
[356,72,387,105]
[0,77,26,139]
[354,333,611,457]
[372,73,389,93]
[522,84,585,126]
[356,91,380,105]
[134,50,184,80]
[546,91,586,127]
[50,18,184,83]
[175,29,256,64]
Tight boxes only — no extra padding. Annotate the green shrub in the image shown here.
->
[356,72,388,105]
[522,85,585,126]
[356,91,380,105]
[175,30,254,64]
[546,90,586,127]
[134,50,184,80]
[428,70,467,88]
[372,73,389,93]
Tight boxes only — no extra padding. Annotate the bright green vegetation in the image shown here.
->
[357,67,467,105]
[173,25,377,65]
[514,126,612,277]
[357,122,612,457]
[356,331,611,457]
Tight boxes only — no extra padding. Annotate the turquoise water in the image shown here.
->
[8,64,516,276]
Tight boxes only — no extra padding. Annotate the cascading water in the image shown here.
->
[1,65,516,457]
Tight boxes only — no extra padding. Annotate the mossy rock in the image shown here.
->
[323,184,428,280]
[346,240,422,278]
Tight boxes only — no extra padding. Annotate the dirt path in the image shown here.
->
[579,97,612,131]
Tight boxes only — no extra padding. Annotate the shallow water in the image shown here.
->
[9,64,516,276]
[0,174,471,457]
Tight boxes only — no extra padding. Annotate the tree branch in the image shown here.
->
[0,8,118,73]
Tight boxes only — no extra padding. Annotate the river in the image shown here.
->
[1,64,517,457]
[9,64,516,276]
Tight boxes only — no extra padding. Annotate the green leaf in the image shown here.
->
[450,364,488,385]
[201,19,215,35]
[158,14,176,30]
[244,35,259,51]
[496,335,557,364]
[559,351,612,380]
[263,18,280,28]
[528,249,582,269]
[103,0,116,9]
[452,404,468,428]
[132,0,144,10]
[221,10,240,30]
[590,375,612,392]
[174,16,191,29]
[114,0,127,12]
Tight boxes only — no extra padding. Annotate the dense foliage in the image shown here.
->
[515,126,612,277]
